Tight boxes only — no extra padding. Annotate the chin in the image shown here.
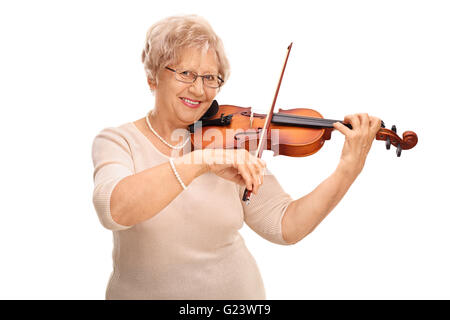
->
[176,109,202,126]
[182,104,210,121]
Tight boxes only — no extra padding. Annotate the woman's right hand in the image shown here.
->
[192,149,266,195]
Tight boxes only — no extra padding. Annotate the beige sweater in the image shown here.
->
[91,121,293,300]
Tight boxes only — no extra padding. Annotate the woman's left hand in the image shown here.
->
[333,113,382,179]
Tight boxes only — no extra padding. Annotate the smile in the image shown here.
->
[180,97,201,108]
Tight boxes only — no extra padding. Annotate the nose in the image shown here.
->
[188,77,205,97]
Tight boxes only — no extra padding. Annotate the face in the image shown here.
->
[150,46,220,127]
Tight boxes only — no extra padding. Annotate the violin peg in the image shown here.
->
[396,144,402,157]
[381,120,385,128]
[391,125,397,133]
[386,137,391,150]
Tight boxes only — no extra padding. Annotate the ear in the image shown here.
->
[147,76,157,91]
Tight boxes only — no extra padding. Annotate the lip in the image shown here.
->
[180,97,202,108]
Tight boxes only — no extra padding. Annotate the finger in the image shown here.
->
[359,113,371,143]
[364,114,381,153]
[233,175,246,186]
[237,163,254,191]
[344,114,360,130]
[223,168,246,186]
[246,159,262,194]
[256,161,265,192]
[258,158,266,169]
[369,116,381,133]
[254,157,265,173]
[255,160,265,186]
[251,156,265,175]
[254,158,266,194]
[257,158,266,181]
[260,165,265,185]
[258,159,266,178]
[359,113,370,131]
[333,121,352,136]
[367,116,381,146]
[224,167,246,186]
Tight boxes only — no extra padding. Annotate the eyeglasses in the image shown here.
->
[165,67,224,89]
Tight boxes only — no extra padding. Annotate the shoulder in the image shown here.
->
[91,121,141,159]
[95,120,137,136]
[93,121,140,145]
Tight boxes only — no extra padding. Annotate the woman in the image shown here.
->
[91,15,381,300]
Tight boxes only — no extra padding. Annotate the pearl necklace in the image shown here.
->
[145,111,190,150]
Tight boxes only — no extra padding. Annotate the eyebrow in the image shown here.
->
[177,66,219,74]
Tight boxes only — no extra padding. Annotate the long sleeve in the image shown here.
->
[238,168,293,245]
[91,127,135,231]
[91,121,289,299]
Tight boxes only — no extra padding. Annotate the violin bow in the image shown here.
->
[242,42,293,204]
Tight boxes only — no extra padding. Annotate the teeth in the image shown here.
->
[182,98,200,105]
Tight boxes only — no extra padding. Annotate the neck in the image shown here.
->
[147,108,188,145]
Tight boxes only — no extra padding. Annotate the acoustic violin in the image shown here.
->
[188,43,418,204]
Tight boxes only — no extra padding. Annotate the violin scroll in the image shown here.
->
[376,124,418,157]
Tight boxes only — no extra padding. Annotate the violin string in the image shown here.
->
[272,112,339,127]
[273,112,338,124]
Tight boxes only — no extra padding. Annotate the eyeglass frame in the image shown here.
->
[165,67,224,89]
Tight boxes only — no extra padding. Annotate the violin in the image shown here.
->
[189,100,418,158]
[188,100,418,203]
[188,43,418,203]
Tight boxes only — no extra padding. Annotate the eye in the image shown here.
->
[180,70,194,78]
[203,75,216,81]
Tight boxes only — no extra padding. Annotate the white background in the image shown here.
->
[0,0,448,299]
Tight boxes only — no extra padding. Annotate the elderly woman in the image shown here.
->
[92,15,380,300]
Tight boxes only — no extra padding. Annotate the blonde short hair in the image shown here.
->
[141,15,230,86]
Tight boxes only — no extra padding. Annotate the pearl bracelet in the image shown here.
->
[169,158,187,190]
